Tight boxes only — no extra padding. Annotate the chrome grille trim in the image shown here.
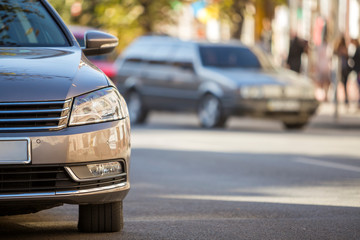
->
[0,116,68,122]
[0,125,68,131]
[0,99,71,106]
[0,99,71,131]
[0,108,69,114]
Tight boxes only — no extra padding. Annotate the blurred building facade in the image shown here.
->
[286,0,359,103]
[170,0,358,62]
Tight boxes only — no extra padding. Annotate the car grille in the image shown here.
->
[0,100,72,131]
[0,163,127,194]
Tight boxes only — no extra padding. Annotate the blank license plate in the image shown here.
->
[0,138,31,164]
[268,100,300,111]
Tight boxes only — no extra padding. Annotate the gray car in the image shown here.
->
[0,0,130,233]
[114,36,318,129]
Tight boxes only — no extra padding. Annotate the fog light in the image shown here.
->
[87,162,122,177]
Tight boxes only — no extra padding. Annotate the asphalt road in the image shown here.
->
[1,104,360,240]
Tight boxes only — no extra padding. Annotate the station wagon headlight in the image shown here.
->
[240,86,263,99]
[69,87,128,126]
[303,87,316,99]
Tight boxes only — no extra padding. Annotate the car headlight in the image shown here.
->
[69,87,128,126]
[240,86,263,99]
[303,87,316,99]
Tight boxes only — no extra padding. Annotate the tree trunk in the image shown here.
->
[139,0,152,34]
[231,1,245,40]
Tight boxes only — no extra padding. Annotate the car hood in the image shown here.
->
[0,47,109,102]
[202,67,313,88]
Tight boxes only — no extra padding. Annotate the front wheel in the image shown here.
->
[198,94,227,128]
[78,201,123,233]
[127,91,148,124]
[282,121,308,130]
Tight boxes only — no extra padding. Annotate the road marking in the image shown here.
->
[157,193,360,208]
[295,158,360,173]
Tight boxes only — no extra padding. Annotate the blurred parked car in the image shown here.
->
[0,0,130,233]
[69,25,117,78]
[114,36,319,129]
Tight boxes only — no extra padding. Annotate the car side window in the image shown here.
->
[144,58,173,79]
[172,45,196,74]
[142,44,174,75]
[147,59,168,66]
[173,61,195,73]
[125,58,142,64]
[119,58,144,75]
[125,43,153,60]
[173,45,194,62]
[152,45,174,60]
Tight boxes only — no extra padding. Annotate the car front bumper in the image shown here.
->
[224,98,319,122]
[0,118,131,206]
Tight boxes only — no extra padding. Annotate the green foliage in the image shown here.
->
[218,0,248,39]
[48,0,176,51]
[218,0,288,39]
[47,0,288,49]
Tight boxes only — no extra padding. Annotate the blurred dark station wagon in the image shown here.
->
[114,36,318,129]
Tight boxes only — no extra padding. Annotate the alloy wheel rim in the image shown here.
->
[200,96,220,127]
[128,93,141,122]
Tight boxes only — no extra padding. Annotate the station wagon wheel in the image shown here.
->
[198,94,227,128]
[282,121,308,130]
[78,201,123,233]
[127,90,148,124]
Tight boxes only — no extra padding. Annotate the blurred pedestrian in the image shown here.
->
[260,18,272,54]
[316,39,331,101]
[287,33,308,73]
[351,39,360,107]
[334,35,350,104]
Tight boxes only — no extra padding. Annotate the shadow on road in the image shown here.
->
[134,111,360,137]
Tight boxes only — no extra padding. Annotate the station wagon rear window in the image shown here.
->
[0,0,69,47]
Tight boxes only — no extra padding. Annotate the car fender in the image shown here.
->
[198,82,224,99]
[124,76,142,93]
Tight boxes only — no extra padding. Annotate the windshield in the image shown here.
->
[0,0,69,47]
[199,45,262,69]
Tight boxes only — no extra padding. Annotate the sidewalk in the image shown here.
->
[311,102,360,128]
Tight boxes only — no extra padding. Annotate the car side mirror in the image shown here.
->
[82,30,118,56]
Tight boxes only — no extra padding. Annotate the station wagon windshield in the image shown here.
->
[199,46,262,69]
[0,0,69,47]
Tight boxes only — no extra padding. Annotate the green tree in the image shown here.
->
[218,0,287,40]
[218,0,248,40]
[48,0,176,51]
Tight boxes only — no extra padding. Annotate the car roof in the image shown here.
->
[131,36,248,49]
[122,36,253,61]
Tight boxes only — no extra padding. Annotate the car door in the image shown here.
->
[115,57,145,95]
[161,44,201,111]
[139,44,177,110]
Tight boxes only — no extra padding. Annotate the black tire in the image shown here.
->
[283,121,308,130]
[198,94,227,128]
[78,201,123,233]
[126,91,148,124]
